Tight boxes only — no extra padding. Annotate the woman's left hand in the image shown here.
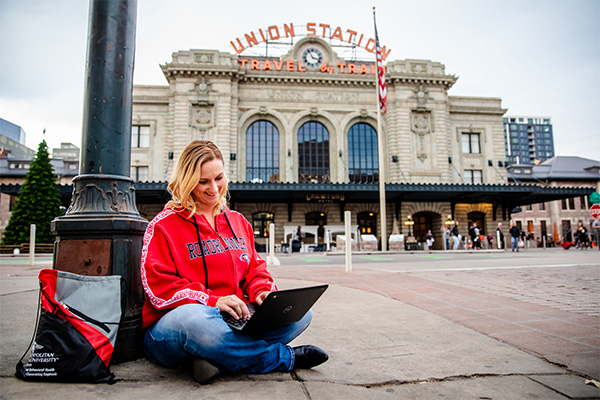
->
[255,291,269,305]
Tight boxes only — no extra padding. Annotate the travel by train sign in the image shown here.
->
[230,22,391,61]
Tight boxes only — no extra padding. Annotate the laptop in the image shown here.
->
[222,284,329,335]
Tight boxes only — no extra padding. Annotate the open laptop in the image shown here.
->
[222,284,328,335]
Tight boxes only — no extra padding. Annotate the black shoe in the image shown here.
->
[293,345,329,369]
[193,358,219,384]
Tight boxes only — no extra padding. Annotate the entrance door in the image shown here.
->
[412,212,442,249]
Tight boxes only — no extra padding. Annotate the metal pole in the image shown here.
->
[51,0,147,364]
[29,224,36,266]
[345,211,352,273]
[268,222,275,266]
[373,7,387,251]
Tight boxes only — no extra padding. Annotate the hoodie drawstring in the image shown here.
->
[192,215,209,289]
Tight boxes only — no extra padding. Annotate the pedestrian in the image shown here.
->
[593,217,600,251]
[292,225,302,252]
[576,222,589,249]
[451,221,461,250]
[140,140,328,384]
[426,229,434,250]
[469,222,481,249]
[496,222,505,249]
[509,222,520,252]
[442,226,450,250]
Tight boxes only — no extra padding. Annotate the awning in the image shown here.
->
[2,181,593,210]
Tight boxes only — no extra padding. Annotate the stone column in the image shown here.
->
[51,0,148,364]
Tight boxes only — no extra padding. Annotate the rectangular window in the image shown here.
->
[539,202,545,211]
[132,125,150,148]
[461,133,480,154]
[540,220,547,235]
[561,198,576,210]
[526,204,532,211]
[580,196,588,209]
[464,169,482,184]
[130,166,149,181]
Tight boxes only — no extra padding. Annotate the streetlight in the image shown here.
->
[444,214,454,226]
[404,215,415,237]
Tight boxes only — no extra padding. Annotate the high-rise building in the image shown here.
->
[503,116,555,165]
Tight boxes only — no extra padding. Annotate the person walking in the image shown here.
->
[442,226,450,250]
[451,221,461,250]
[593,217,600,251]
[509,222,521,252]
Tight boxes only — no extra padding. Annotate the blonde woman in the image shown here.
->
[140,140,327,383]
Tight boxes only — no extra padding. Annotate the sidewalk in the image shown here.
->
[1,255,599,399]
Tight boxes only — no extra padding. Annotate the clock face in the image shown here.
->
[302,48,324,68]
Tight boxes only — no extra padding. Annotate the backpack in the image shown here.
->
[15,269,122,383]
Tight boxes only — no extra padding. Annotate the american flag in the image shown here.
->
[374,15,387,113]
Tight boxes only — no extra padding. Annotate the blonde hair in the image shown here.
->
[166,140,228,216]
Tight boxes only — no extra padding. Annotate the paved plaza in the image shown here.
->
[1,248,599,399]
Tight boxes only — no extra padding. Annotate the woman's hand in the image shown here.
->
[216,295,250,320]
[255,291,270,305]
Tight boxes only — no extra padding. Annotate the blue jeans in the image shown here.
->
[511,236,519,250]
[143,303,312,374]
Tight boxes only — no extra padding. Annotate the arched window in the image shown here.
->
[246,120,279,183]
[252,212,274,238]
[298,122,330,183]
[348,123,379,183]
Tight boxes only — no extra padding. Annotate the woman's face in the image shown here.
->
[192,158,226,211]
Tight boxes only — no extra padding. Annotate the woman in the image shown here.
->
[426,229,434,250]
[141,140,328,383]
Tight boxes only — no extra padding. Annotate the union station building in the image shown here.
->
[123,33,594,250]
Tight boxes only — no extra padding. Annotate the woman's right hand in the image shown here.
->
[216,295,250,320]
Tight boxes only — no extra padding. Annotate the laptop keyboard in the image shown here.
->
[222,304,256,329]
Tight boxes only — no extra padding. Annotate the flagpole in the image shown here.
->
[373,7,387,251]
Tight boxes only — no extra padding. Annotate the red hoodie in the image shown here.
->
[140,207,276,328]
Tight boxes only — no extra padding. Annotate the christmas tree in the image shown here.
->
[2,140,63,245]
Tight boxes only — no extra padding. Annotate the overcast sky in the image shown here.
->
[1,0,598,161]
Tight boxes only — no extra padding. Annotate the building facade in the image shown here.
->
[508,156,600,246]
[503,115,555,165]
[125,38,595,250]
[4,38,590,250]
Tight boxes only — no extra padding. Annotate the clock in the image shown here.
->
[301,48,324,68]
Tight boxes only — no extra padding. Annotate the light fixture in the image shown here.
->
[287,149,291,157]
[339,150,343,157]
[392,155,398,163]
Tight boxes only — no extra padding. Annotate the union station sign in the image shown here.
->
[230,22,391,60]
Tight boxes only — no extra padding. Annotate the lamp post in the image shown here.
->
[404,215,414,237]
[51,0,147,364]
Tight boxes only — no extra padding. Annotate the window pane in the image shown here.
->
[298,122,329,183]
[246,120,280,183]
[348,123,378,183]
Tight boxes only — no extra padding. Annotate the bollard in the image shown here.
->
[29,224,36,266]
[268,223,275,266]
[345,211,352,273]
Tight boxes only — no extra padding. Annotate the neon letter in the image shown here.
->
[245,32,258,47]
[330,26,343,41]
[346,29,357,43]
[283,23,295,38]
[318,23,330,38]
[230,38,245,54]
[268,25,280,40]
[307,22,316,36]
